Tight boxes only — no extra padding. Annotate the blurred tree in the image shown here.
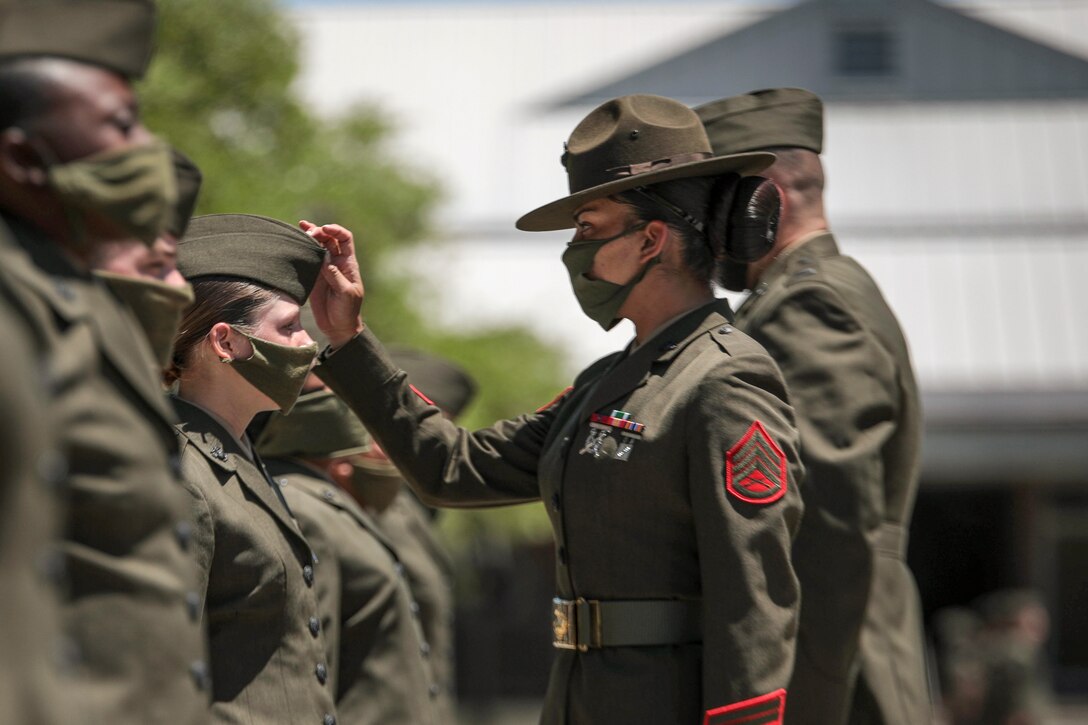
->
[141,0,563,548]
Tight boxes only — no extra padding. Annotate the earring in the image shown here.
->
[220,357,233,364]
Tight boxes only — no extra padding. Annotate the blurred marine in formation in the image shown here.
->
[697,88,929,725]
[0,1,210,723]
[345,346,474,724]
[255,380,443,725]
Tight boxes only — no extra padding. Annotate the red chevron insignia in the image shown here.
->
[704,688,786,725]
[725,421,787,505]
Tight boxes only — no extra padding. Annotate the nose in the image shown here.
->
[163,268,186,288]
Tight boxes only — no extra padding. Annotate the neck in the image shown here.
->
[747,216,829,289]
[0,196,95,271]
[624,272,715,346]
[177,370,266,442]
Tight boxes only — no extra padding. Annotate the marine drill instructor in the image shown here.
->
[312,94,805,725]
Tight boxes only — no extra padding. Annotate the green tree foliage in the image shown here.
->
[141,0,563,547]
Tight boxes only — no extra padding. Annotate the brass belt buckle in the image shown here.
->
[552,597,578,650]
[552,597,596,652]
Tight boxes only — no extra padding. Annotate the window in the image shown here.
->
[834,28,896,76]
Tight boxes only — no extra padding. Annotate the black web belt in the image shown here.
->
[551,597,702,651]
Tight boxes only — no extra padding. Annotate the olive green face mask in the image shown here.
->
[227,330,318,414]
[46,140,178,246]
[94,271,194,369]
[561,222,658,331]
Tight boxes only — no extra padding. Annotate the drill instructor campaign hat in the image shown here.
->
[516,94,774,232]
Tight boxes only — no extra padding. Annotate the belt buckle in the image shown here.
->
[552,597,588,652]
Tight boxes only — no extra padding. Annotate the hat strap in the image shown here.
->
[630,187,706,235]
[607,152,711,179]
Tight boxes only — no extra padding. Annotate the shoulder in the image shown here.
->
[684,325,791,405]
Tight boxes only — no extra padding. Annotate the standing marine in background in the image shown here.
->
[697,88,929,725]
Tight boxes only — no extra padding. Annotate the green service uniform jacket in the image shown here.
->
[734,233,928,725]
[0,215,208,725]
[173,400,337,725]
[318,300,804,725]
[0,291,73,725]
[363,482,457,723]
[267,460,441,725]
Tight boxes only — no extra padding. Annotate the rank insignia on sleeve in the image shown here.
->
[725,420,786,505]
[704,688,786,725]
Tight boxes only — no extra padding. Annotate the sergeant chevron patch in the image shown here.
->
[725,420,786,505]
[703,688,786,725]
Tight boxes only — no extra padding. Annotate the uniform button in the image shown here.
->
[550,493,561,512]
[186,591,201,622]
[303,564,314,586]
[277,478,288,487]
[420,641,431,657]
[717,325,733,334]
[54,280,74,301]
[558,546,568,565]
[309,616,321,637]
[394,562,406,578]
[324,715,336,725]
[409,600,421,615]
[36,449,67,490]
[429,683,441,698]
[315,662,328,685]
[175,521,193,550]
[189,660,209,691]
[660,341,677,351]
[168,454,182,478]
[322,489,335,501]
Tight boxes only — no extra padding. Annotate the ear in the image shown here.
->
[327,459,354,487]
[639,220,669,263]
[0,128,49,185]
[208,322,243,362]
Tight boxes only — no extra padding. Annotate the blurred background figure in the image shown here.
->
[348,346,477,724]
[972,589,1053,725]
[254,381,443,725]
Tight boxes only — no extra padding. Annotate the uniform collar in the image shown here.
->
[579,299,734,421]
[172,396,246,472]
[756,230,838,291]
[266,458,398,555]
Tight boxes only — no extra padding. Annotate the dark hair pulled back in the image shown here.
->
[164,277,279,386]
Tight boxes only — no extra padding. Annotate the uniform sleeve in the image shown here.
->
[753,284,900,720]
[315,328,552,508]
[687,350,804,724]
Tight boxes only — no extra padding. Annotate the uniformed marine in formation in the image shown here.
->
[255,383,443,725]
[0,2,209,722]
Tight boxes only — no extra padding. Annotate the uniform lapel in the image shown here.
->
[578,301,733,421]
[275,462,401,557]
[174,399,307,542]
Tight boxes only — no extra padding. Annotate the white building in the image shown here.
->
[291,0,1088,696]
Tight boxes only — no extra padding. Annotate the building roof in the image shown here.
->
[553,0,1088,106]
[291,1,1088,396]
